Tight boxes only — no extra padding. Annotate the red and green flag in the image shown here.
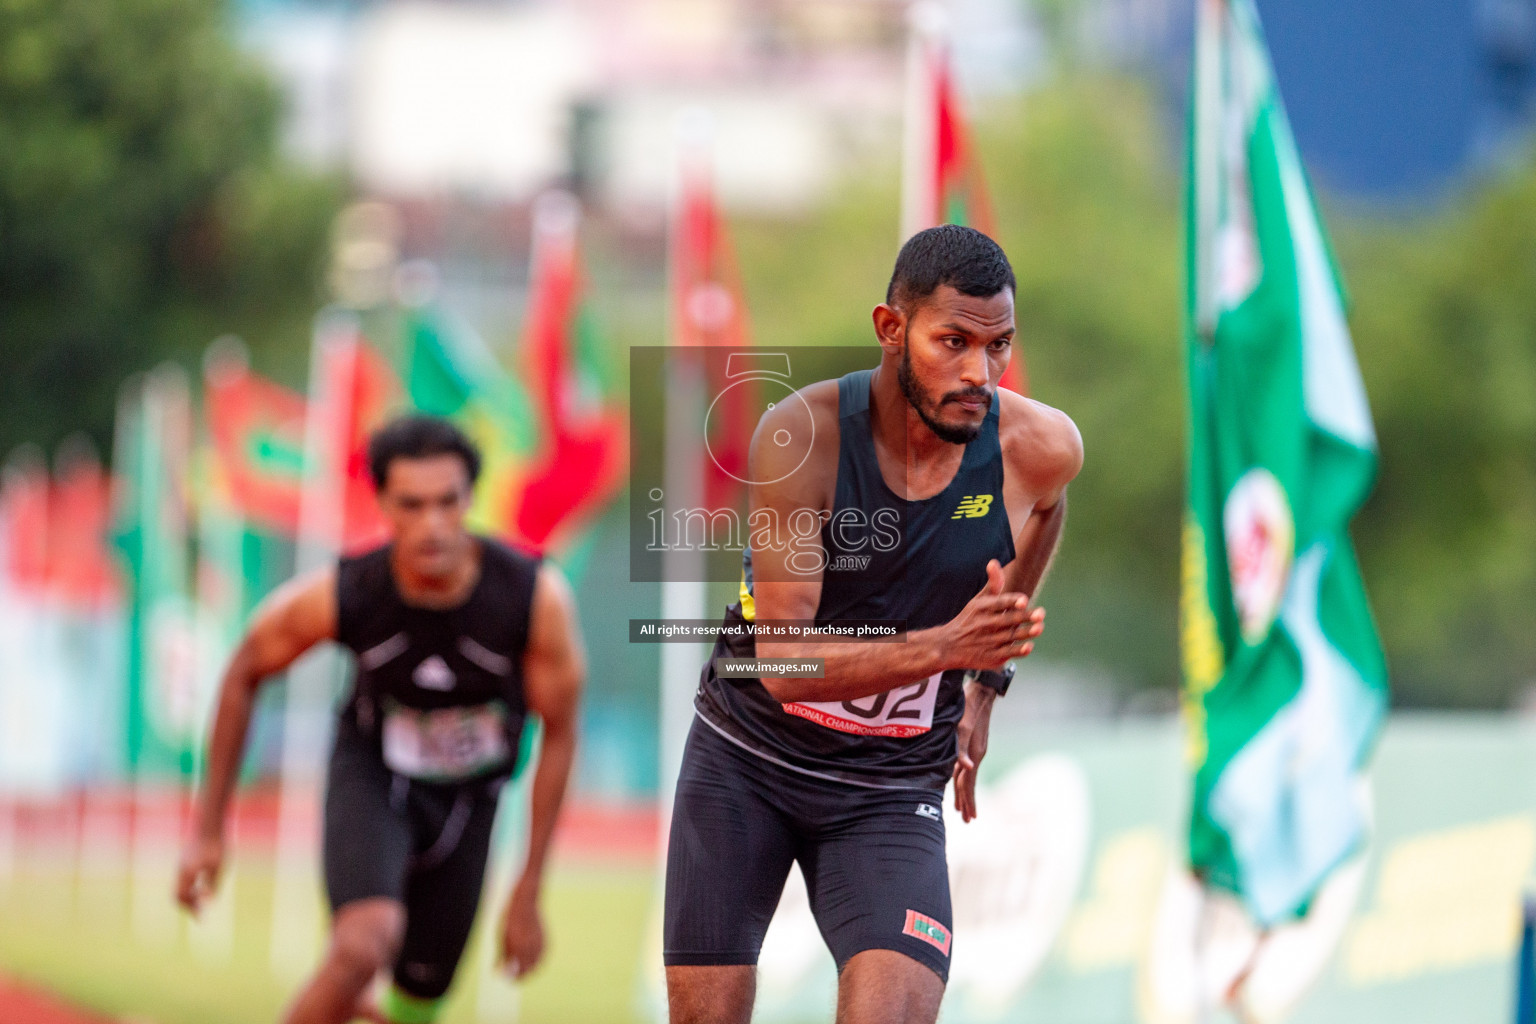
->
[0,447,124,786]
[312,325,400,556]
[670,138,758,513]
[47,450,119,609]
[2,450,50,597]
[199,340,295,716]
[0,453,58,789]
[901,4,1023,394]
[204,344,308,538]
[508,192,626,552]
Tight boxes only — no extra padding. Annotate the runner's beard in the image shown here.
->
[898,340,987,445]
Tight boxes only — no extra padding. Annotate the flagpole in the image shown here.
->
[659,111,713,823]
[187,338,251,965]
[658,384,706,823]
[900,3,945,243]
[1192,0,1224,343]
[469,194,582,1024]
[1188,14,1222,1002]
[0,476,16,894]
[654,110,714,1002]
[268,311,355,979]
[128,366,191,948]
[0,789,11,893]
[95,378,143,935]
[1193,881,1213,1024]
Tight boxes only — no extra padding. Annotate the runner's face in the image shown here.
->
[897,285,1014,444]
[378,455,474,578]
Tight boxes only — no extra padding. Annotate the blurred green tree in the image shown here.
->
[0,0,339,456]
[733,76,1536,709]
[1341,171,1536,707]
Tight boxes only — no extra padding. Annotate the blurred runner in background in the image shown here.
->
[176,415,586,1024]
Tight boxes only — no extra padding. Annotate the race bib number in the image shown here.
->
[784,673,941,738]
[381,701,511,782]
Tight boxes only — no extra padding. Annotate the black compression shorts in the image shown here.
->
[323,715,503,1000]
[663,716,954,983]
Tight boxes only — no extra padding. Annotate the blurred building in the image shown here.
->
[1079,0,1536,200]
[242,0,1536,213]
[237,0,941,214]
[233,0,1042,351]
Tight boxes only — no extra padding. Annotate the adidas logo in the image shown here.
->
[951,494,993,519]
[915,803,941,820]
[412,655,457,692]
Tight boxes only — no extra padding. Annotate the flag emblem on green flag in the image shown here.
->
[1182,0,1388,925]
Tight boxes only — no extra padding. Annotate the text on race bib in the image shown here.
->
[381,701,512,782]
[784,673,941,738]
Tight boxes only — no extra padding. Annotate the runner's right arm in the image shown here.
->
[953,398,1082,820]
[175,568,337,913]
[747,391,1039,704]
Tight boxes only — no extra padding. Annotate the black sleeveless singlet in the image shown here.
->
[694,368,1016,790]
[334,537,541,785]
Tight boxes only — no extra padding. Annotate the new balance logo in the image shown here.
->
[915,803,941,820]
[412,655,456,692]
[951,494,993,519]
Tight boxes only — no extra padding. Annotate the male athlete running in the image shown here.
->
[665,225,1082,1024]
[176,416,585,1024]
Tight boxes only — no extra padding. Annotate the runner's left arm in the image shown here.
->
[500,563,586,979]
[952,493,1071,822]
[954,402,1082,821]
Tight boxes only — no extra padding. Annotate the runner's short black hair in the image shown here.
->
[885,224,1016,310]
[368,415,481,491]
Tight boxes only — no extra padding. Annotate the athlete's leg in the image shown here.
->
[665,965,755,1024]
[282,897,405,1024]
[663,721,799,1024]
[802,787,952,1024]
[307,717,416,1024]
[387,785,501,1018]
[835,949,944,1024]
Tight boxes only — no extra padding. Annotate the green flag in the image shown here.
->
[403,304,535,438]
[401,304,537,539]
[1182,0,1388,925]
[114,366,199,779]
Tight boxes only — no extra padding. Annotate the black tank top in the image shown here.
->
[694,368,1016,790]
[335,537,541,785]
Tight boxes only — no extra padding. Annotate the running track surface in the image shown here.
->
[0,794,659,1022]
[1,791,659,863]
[0,977,112,1024]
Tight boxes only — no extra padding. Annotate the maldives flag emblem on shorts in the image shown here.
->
[903,910,951,956]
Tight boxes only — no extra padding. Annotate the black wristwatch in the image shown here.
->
[965,662,1015,697]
